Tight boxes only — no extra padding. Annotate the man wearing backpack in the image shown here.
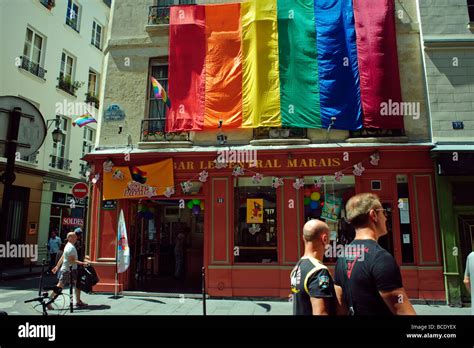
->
[290,219,345,315]
[334,193,416,315]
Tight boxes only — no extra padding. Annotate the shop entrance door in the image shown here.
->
[131,200,204,293]
[457,213,474,302]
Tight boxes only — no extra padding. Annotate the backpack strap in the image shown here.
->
[303,257,328,295]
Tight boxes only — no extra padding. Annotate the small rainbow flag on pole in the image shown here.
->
[73,114,97,127]
[150,77,171,108]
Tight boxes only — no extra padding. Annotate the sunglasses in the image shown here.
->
[374,208,388,217]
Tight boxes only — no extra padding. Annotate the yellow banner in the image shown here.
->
[246,198,264,224]
[241,0,281,128]
[103,159,174,200]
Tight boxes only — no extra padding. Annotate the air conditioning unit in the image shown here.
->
[269,129,280,138]
[280,129,290,138]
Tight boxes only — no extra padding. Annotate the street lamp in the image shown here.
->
[46,119,65,144]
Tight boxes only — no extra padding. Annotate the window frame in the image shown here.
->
[51,115,69,163]
[23,27,44,66]
[91,20,103,50]
[87,69,99,96]
[60,51,75,82]
[233,177,279,264]
[469,0,474,22]
[146,59,169,132]
[66,0,81,32]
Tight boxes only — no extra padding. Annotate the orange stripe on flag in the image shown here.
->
[204,3,243,130]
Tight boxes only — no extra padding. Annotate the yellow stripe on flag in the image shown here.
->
[241,0,281,128]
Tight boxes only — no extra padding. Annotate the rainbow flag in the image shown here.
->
[167,0,403,132]
[129,166,147,184]
[151,77,171,108]
[72,114,97,127]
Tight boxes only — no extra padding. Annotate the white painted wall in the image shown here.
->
[0,0,110,176]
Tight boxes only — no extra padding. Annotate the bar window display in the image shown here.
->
[303,176,356,262]
[234,177,277,263]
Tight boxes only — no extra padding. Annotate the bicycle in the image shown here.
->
[24,260,73,316]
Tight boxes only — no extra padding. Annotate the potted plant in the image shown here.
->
[57,76,84,96]
[85,92,100,109]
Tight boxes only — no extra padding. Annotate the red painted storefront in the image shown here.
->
[84,145,445,301]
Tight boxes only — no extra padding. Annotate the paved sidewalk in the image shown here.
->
[0,275,471,315]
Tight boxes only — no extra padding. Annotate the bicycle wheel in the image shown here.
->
[51,294,69,315]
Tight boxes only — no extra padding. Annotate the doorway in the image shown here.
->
[456,212,474,303]
[129,199,204,293]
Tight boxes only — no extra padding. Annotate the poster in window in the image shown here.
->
[321,194,343,222]
[246,198,263,224]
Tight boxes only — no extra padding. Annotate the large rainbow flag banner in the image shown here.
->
[167,0,403,132]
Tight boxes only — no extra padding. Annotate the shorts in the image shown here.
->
[58,270,78,287]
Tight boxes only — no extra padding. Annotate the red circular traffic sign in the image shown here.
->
[72,182,89,199]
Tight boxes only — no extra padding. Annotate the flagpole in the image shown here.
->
[115,208,119,297]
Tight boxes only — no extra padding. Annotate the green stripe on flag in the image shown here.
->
[277,0,321,128]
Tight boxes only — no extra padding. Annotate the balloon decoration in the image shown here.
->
[310,192,321,201]
[304,197,311,206]
[186,199,204,214]
[310,200,319,209]
[304,188,311,197]
[192,205,201,215]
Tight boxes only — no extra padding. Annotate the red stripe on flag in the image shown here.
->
[167,5,206,132]
[353,0,404,130]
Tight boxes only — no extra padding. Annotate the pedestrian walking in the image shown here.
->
[290,219,345,315]
[47,230,61,273]
[334,193,416,315]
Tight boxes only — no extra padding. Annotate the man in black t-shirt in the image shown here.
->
[291,219,344,315]
[334,193,416,315]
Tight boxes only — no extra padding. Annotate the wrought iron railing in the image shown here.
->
[50,155,72,171]
[20,55,47,79]
[20,151,39,164]
[141,118,189,141]
[79,163,90,177]
[148,0,196,25]
[66,16,79,32]
[349,128,406,138]
[253,128,307,140]
[39,0,55,10]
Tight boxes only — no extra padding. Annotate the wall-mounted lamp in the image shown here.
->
[46,118,65,144]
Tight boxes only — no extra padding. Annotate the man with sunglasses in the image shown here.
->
[334,193,416,315]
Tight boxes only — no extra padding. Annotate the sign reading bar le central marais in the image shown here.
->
[173,156,343,171]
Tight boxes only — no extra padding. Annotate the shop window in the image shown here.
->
[303,176,356,263]
[234,177,278,263]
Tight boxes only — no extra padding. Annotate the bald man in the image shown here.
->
[290,219,342,315]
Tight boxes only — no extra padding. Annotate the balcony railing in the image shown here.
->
[141,118,189,141]
[85,93,100,109]
[19,55,47,80]
[253,128,307,140]
[50,155,72,171]
[57,77,83,97]
[79,163,90,177]
[349,128,406,138]
[148,0,197,25]
[39,0,55,10]
[20,151,39,165]
[66,17,79,32]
